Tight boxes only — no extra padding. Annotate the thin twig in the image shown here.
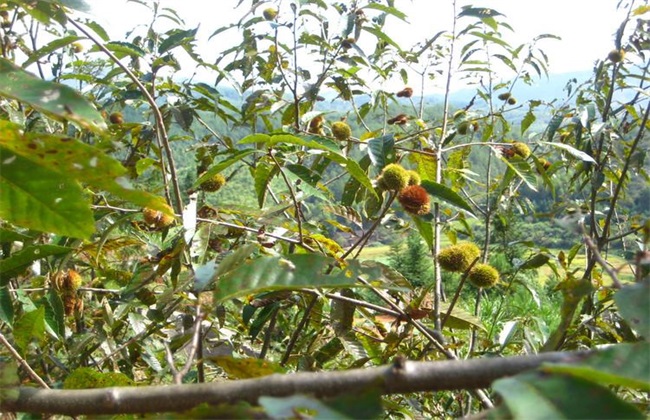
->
[341,193,396,260]
[583,234,622,288]
[0,332,50,389]
[269,150,304,243]
[280,295,318,366]
[441,257,479,330]
[68,18,184,214]
[164,306,204,385]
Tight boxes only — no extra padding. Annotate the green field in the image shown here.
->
[358,244,635,285]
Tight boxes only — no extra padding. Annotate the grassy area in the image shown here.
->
[536,251,635,284]
[357,245,392,264]
[358,244,635,284]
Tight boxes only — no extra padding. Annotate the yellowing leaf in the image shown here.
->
[208,356,285,379]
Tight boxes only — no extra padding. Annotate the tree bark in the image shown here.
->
[0,350,591,415]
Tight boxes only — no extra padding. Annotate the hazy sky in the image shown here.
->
[83,0,630,91]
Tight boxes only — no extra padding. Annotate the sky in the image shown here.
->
[82,0,630,92]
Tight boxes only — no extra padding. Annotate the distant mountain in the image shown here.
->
[423,70,594,107]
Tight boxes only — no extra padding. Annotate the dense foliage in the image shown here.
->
[0,0,649,418]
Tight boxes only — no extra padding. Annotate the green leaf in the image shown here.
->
[259,394,356,420]
[214,255,365,302]
[420,180,475,214]
[285,167,330,202]
[543,342,650,391]
[158,27,198,54]
[0,245,72,284]
[13,306,46,354]
[493,371,644,420]
[521,110,536,135]
[1,121,119,184]
[0,58,105,133]
[327,153,377,199]
[210,356,286,380]
[0,149,95,239]
[540,141,596,164]
[518,253,550,270]
[411,215,433,251]
[546,113,564,141]
[362,26,401,50]
[85,20,110,42]
[0,287,14,325]
[615,280,650,339]
[501,156,537,191]
[194,149,258,188]
[367,134,395,169]
[44,289,65,337]
[254,162,276,208]
[459,6,503,18]
[23,35,83,68]
[0,228,32,243]
[0,360,19,402]
[363,3,408,22]
[440,301,486,331]
[268,133,343,154]
[239,134,271,145]
[41,0,90,12]
[101,41,146,58]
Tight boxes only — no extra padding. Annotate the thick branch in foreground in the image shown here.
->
[1,350,590,415]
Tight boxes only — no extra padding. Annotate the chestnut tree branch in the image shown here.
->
[0,350,591,415]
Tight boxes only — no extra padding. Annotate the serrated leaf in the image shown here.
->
[363,3,408,21]
[0,228,33,243]
[420,180,475,214]
[543,342,650,391]
[0,245,72,284]
[194,149,257,188]
[519,253,550,270]
[615,280,650,339]
[327,153,377,199]
[42,0,90,12]
[0,360,19,402]
[44,289,65,337]
[268,133,343,154]
[85,20,109,42]
[254,162,275,208]
[367,134,395,168]
[521,110,536,135]
[248,303,280,341]
[501,156,537,191]
[23,35,83,68]
[459,6,503,18]
[0,149,94,239]
[546,113,564,141]
[411,214,433,251]
[214,255,364,302]
[158,27,198,54]
[13,306,46,354]
[493,371,644,420]
[0,121,170,213]
[260,394,354,420]
[409,152,437,182]
[440,301,486,331]
[0,287,14,325]
[362,26,401,50]
[209,356,285,379]
[239,134,271,145]
[0,58,105,133]
[541,141,596,163]
[102,41,146,58]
